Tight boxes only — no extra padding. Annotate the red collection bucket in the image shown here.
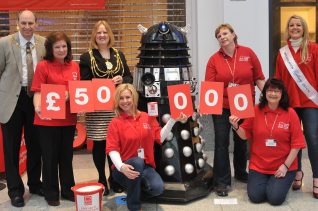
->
[71,182,104,211]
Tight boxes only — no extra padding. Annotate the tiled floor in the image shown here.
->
[0,149,317,211]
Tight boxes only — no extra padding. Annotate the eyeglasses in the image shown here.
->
[266,89,281,94]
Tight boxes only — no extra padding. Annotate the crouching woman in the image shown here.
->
[229,78,306,205]
[106,83,187,211]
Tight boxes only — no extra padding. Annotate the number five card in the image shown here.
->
[41,84,66,119]
[227,84,255,118]
[69,81,94,113]
[167,84,193,119]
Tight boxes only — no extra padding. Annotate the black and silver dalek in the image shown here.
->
[134,22,213,202]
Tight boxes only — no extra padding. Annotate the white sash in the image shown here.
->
[279,45,318,106]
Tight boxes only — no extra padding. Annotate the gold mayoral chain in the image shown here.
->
[89,48,124,78]
[13,37,37,50]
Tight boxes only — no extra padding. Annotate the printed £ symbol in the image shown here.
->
[46,92,61,111]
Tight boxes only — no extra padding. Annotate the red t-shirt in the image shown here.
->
[31,60,80,126]
[240,105,306,174]
[205,45,265,108]
[106,112,161,169]
[275,41,318,108]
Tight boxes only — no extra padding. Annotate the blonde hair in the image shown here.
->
[89,20,115,49]
[285,15,309,63]
[214,23,238,44]
[113,83,139,117]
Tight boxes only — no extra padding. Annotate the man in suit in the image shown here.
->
[0,10,45,207]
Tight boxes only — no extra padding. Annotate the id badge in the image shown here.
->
[137,148,145,159]
[228,82,239,87]
[265,139,277,147]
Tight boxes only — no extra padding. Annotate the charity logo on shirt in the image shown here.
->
[306,53,312,63]
[278,121,289,130]
[239,56,250,62]
[143,123,151,129]
[72,72,78,80]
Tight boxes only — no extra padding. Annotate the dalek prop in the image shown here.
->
[134,22,213,202]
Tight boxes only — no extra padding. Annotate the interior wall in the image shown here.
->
[189,0,270,104]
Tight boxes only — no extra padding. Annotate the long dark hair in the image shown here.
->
[44,32,73,63]
[259,78,289,110]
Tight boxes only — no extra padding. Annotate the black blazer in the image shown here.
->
[79,48,133,84]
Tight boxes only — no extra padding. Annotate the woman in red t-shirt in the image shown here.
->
[229,78,306,205]
[205,23,265,196]
[32,32,79,206]
[106,84,187,211]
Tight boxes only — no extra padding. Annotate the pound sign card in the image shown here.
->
[227,84,254,118]
[167,84,193,119]
[41,84,66,119]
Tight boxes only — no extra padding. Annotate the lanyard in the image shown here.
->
[225,49,237,83]
[264,113,278,138]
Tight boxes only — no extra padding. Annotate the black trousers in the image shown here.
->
[1,90,42,198]
[212,108,247,187]
[92,140,115,188]
[92,141,107,183]
[37,125,75,201]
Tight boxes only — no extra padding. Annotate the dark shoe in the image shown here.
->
[30,188,44,196]
[292,170,304,190]
[215,186,228,197]
[11,196,25,207]
[0,182,6,190]
[46,199,60,206]
[110,180,124,193]
[104,188,110,196]
[235,172,248,183]
[313,184,318,199]
[99,181,110,196]
[61,193,75,202]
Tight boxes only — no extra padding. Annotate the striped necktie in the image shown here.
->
[26,41,34,97]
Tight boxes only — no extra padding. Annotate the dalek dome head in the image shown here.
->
[141,22,187,44]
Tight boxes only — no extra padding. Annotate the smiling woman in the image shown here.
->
[265,88,282,110]
[229,78,306,205]
[31,31,80,206]
[52,40,68,63]
[205,23,265,197]
[79,20,133,195]
[275,14,318,199]
[106,83,187,211]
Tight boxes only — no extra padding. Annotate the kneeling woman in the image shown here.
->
[229,78,306,205]
[106,83,187,211]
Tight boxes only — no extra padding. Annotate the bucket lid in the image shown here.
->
[76,185,102,193]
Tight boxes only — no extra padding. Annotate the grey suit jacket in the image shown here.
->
[0,32,46,123]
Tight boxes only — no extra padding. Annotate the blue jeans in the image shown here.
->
[211,108,247,187]
[295,108,318,178]
[112,157,164,211]
[247,169,296,205]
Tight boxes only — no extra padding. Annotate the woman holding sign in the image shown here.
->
[229,78,306,205]
[275,15,318,199]
[79,20,133,194]
[205,23,265,196]
[32,32,79,206]
[106,83,187,211]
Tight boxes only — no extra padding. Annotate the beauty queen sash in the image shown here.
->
[280,45,318,106]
